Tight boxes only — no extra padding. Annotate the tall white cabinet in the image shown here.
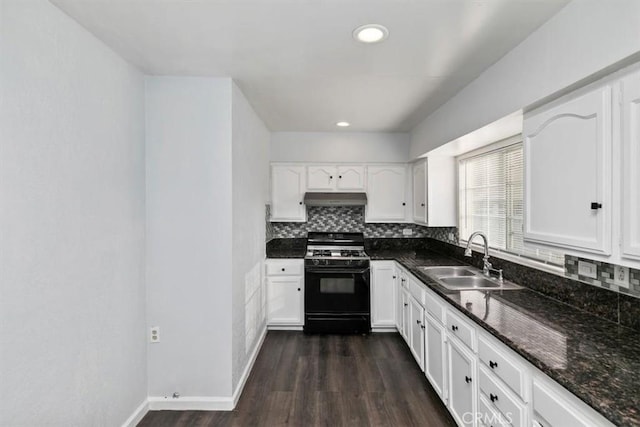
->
[621,72,640,262]
[412,157,457,227]
[523,85,612,256]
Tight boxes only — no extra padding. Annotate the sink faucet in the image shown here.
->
[464,231,503,283]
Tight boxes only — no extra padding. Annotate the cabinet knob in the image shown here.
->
[404,303,408,307]
[590,202,602,210]
[392,275,397,279]
[402,202,406,206]
[339,175,342,179]
[297,288,301,291]
[465,376,472,384]
[416,319,421,324]
[329,176,333,179]
[490,393,498,402]
[489,360,498,369]
[281,268,285,271]
[421,203,425,207]
[421,325,425,330]
[299,201,303,205]
[451,325,458,331]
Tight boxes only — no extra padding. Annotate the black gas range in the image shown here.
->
[303,232,371,334]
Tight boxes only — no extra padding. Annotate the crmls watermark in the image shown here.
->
[463,411,514,425]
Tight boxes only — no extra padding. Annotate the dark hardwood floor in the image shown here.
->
[138,331,456,426]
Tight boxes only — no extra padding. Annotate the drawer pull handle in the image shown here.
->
[465,376,472,384]
[451,325,458,331]
[489,360,498,369]
[490,393,498,402]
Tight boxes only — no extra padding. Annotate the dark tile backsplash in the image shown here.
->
[267,205,458,243]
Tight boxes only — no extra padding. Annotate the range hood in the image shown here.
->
[303,192,367,206]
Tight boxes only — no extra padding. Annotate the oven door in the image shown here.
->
[304,266,370,315]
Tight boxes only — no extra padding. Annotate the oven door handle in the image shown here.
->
[305,268,370,275]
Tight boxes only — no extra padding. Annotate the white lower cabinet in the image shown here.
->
[390,261,614,427]
[424,312,447,401]
[370,261,397,329]
[265,259,304,326]
[409,295,425,370]
[448,336,477,427]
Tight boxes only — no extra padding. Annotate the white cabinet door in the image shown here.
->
[621,72,640,262]
[413,160,427,224]
[271,165,306,222]
[425,313,447,401]
[401,287,411,343]
[336,165,365,190]
[409,296,425,371]
[448,337,477,427]
[266,276,303,325]
[307,166,337,191]
[523,85,612,255]
[371,262,396,328]
[366,165,408,222]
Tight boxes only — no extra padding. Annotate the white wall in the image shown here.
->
[230,82,270,392]
[410,0,640,158]
[0,1,146,426]
[271,131,410,163]
[145,77,233,398]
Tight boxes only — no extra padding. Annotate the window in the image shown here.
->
[458,140,563,266]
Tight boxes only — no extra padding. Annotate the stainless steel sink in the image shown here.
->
[419,266,522,291]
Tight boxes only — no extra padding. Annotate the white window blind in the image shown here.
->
[458,142,564,266]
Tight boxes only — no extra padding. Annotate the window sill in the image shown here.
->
[458,241,566,278]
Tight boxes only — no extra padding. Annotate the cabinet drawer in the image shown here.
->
[478,334,527,400]
[408,276,425,305]
[446,309,476,351]
[266,260,303,276]
[479,367,526,427]
[478,394,509,427]
[424,288,445,323]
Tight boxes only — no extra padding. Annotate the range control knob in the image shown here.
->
[313,259,320,265]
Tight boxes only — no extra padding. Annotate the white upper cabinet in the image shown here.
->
[366,165,409,222]
[412,157,457,227]
[306,164,365,191]
[307,166,337,190]
[270,165,306,222]
[523,84,612,256]
[336,165,365,190]
[413,160,427,223]
[621,71,640,262]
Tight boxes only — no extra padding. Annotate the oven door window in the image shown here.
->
[320,278,355,294]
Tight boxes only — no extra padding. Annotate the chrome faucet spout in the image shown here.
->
[465,231,491,276]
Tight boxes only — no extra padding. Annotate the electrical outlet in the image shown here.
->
[578,260,597,279]
[150,326,160,343]
[613,265,630,288]
[448,232,455,241]
[402,228,413,236]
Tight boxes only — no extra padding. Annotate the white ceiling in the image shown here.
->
[51,0,569,132]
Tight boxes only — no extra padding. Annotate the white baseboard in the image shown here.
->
[372,326,399,333]
[121,399,149,427]
[146,326,268,413]
[147,396,234,411]
[267,325,303,331]
[232,325,267,407]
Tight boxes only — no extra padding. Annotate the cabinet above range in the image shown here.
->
[270,161,457,225]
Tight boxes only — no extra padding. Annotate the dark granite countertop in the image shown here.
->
[266,238,306,258]
[368,248,640,427]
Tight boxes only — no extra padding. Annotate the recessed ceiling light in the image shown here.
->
[336,121,350,127]
[353,24,389,43]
